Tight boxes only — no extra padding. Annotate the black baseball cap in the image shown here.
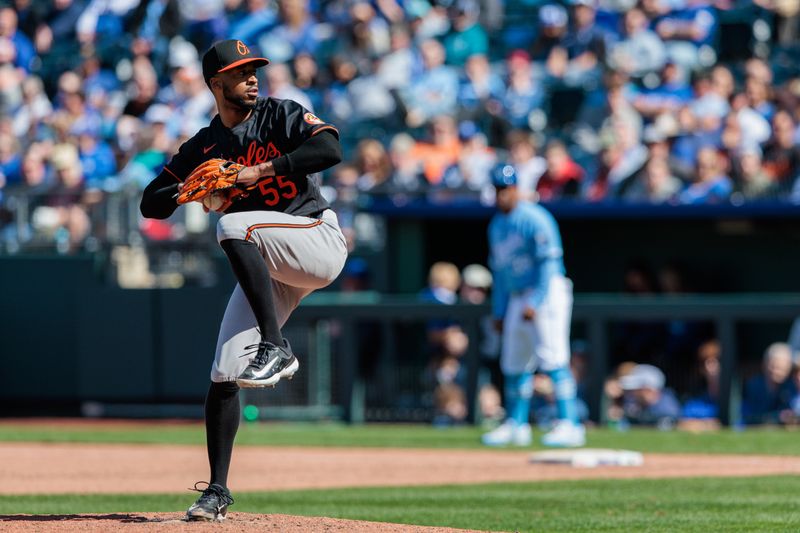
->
[202,40,270,85]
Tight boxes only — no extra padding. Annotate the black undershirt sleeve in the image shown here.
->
[270,130,342,176]
[140,173,181,220]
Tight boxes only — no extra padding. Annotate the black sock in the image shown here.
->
[220,238,282,345]
[205,381,240,488]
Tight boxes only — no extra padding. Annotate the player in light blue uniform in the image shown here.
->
[482,164,585,447]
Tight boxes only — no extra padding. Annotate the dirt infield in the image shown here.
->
[0,513,483,532]
[4,442,800,495]
[3,440,800,532]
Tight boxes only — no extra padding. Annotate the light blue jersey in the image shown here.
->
[483,196,584,446]
[488,201,565,320]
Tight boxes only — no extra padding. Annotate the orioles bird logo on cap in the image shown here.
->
[236,41,250,55]
[304,113,324,125]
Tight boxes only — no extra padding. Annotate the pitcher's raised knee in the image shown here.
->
[216,212,252,244]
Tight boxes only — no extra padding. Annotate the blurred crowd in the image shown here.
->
[1,0,800,254]
[604,337,800,431]
[416,259,800,430]
[324,0,800,212]
[602,262,800,430]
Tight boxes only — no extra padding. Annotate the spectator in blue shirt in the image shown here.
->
[785,366,800,425]
[229,0,278,43]
[324,54,358,125]
[179,0,228,54]
[744,75,776,123]
[35,0,86,82]
[632,62,692,120]
[679,146,732,204]
[688,71,730,128]
[498,50,545,131]
[71,119,117,190]
[547,0,609,87]
[80,54,121,103]
[742,343,797,425]
[257,0,325,64]
[608,6,666,78]
[0,132,22,186]
[125,0,182,76]
[670,72,729,168]
[419,261,461,306]
[679,338,721,430]
[399,38,459,128]
[652,0,717,72]
[0,7,36,72]
[292,52,325,113]
[620,363,682,429]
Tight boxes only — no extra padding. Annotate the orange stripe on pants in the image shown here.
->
[244,219,323,242]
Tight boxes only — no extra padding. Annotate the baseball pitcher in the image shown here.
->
[140,40,347,520]
[482,164,585,448]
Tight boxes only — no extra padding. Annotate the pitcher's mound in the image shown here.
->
[530,448,644,468]
[0,513,481,532]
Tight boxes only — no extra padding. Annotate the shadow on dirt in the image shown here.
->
[0,514,184,523]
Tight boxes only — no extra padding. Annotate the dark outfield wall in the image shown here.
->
[1,209,798,411]
[378,207,800,295]
[0,256,230,411]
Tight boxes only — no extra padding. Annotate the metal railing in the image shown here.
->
[284,293,800,425]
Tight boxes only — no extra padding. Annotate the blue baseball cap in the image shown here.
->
[491,164,518,187]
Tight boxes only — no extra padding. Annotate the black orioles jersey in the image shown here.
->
[164,97,337,217]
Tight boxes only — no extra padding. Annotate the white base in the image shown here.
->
[530,448,644,468]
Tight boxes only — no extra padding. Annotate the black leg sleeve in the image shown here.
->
[205,381,241,489]
[220,238,283,345]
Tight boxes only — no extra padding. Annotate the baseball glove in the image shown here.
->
[176,158,247,206]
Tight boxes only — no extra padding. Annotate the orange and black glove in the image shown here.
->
[176,159,249,210]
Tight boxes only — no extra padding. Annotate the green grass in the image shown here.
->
[4,422,799,531]
[3,476,800,532]
[0,422,798,455]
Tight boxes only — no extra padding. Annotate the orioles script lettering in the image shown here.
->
[236,141,282,166]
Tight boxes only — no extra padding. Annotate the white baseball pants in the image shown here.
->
[210,209,348,382]
[501,275,573,375]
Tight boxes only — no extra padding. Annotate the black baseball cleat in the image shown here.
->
[186,482,234,522]
[236,338,299,388]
